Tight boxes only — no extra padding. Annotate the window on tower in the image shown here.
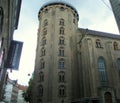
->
[42,37,46,46]
[38,85,43,97]
[39,72,44,82]
[58,71,65,82]
[40,59,45,69]
[59,47,64,57]
[58,58,65,69]
[43,28,47,35]
[60,27,64,35]
[41,47,45,56]
[60,18,64,26]
[44,19,48,26]
[58,85,66,97]
[60,7,64,11]
[59,36,65,45]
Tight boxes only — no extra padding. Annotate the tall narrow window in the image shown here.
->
[60,18,64,26]
[42,37,46,46]
[59,58,65,69]
[58,71,65,82]
[60,27,64,35]
[40,59,45,69]
[39,72,44,82]
[59,47,64,57]
[38,85,43,97]
[96,39,102,48]
[41,47,45,56]
[43,28,47,35]
[98,57,108,84]
[58,85,66,97]
[117,58,120,78]
[44,19,48,26]
[113,42,118,50]
[0,7,3,33]
[59,37,65,45]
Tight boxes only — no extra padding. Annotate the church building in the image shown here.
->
[31,1,120,103]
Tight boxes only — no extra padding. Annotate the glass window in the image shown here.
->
[60,7,64,11]
[60,27,64,35]
[38,85,43,97]
[58,85,66,97]
[59,59,65,69]
[96,39,102,48]
[39,72,44,82]
[60,18,64,26]
[58,71,65,82]
[40,59,45,69]
[44,19,48,26]
[42,37,46,45]
[59,37,65,45]
[98,57,108,84]
[59,48,64,57]
[41,47,45,56]
[113,42,118,50]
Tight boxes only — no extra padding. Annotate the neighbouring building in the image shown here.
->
[109,0,120,33]
[31,1,120,103]
[0,0,22,101]
[4,78,26,103]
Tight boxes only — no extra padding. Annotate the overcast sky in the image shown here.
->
[8,0,119,86]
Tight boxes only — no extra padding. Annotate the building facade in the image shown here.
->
[109,0,120,33]
[32,1,120,103]
[0,0,22,101]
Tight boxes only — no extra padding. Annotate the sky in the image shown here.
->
[8,0,119,86]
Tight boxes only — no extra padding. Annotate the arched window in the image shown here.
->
[44,19,48,26]
[40,59,45,69]
[113,41,118,50]
[60,7,64,11]
[60,18,64,26]
[58,71,65,82]
[58,85,66,97]
[0,7,3,33]
[43,28,47,35]
[117,58,120,78]
[58,58,65,69]
[98,57,108,84]
[42,37,46,45]
[59,47,64,57]
[60,27,64,35]
[39,72,44,82]
[59,36,65,45]
[38,85,43,97]
[41,47,45,56]
[96,39,102,48]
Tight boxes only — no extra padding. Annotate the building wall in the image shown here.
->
[33,2,80,103]
[0,0,22,101]
[32,1,120,103]
[77,28,120,103]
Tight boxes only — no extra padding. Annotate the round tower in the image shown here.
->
[33,1,79,103]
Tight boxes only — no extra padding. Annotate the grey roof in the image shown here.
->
[39,1,79,20]
[79,28,120,39]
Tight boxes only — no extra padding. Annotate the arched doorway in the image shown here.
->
[104,92,112,103]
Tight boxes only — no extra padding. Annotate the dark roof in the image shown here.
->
[39,1,79,20]
[79,28,120,39]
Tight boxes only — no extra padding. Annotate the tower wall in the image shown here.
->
[33,2,79,103]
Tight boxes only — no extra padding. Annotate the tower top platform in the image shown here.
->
[39,1,79,20]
